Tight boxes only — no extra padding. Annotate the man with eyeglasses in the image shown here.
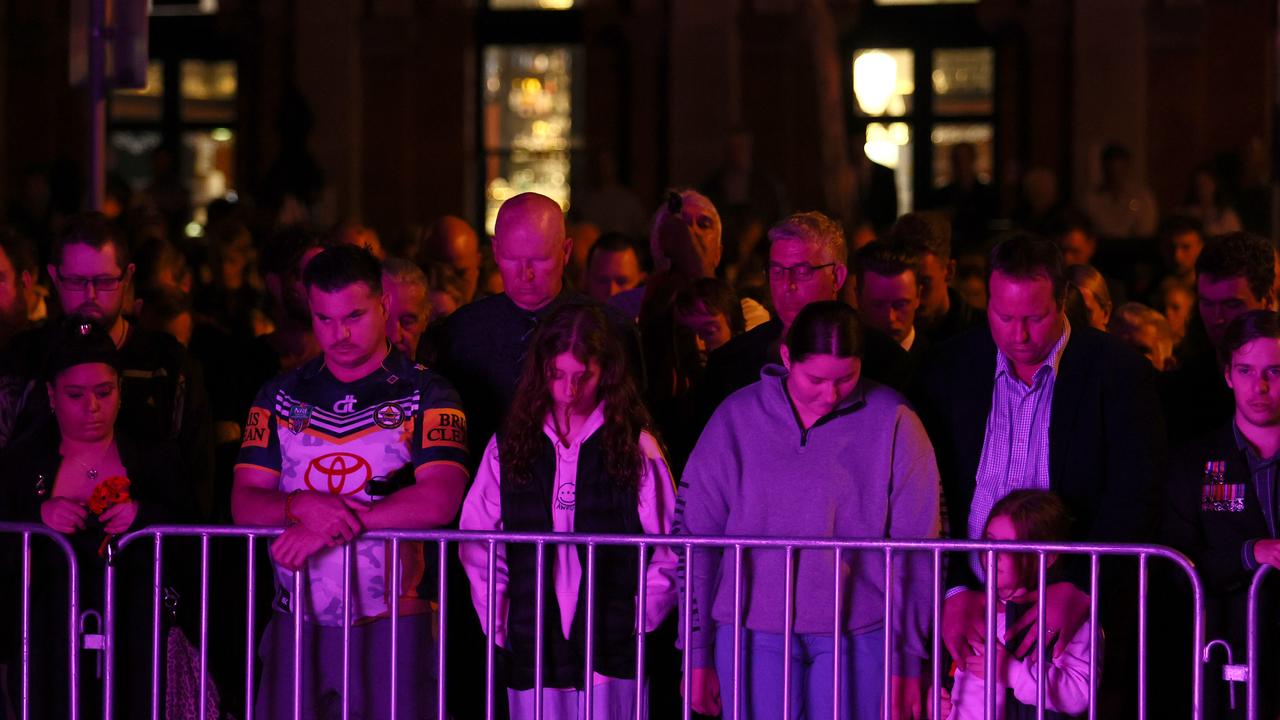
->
[696,211,911,417]
[0,212,214,515]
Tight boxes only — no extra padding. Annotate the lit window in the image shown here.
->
[181,60,237,123]
[865,122,914,212]
[110,61,164,122]
[852,49,914,117]
[931,123,993,188]
[482,46,582,235]
[932,48,994,116]
[489,0,578,8]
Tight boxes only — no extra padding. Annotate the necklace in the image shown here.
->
[63,445,112,482]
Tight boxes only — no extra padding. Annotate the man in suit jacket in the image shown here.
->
[915,234,1166,705]
[1165,310,1280,718]
[854,240,930,378]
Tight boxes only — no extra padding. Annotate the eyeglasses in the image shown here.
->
[57,272,125,292]
[767,262,836,283]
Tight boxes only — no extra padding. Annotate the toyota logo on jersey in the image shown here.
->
[304,452,372,495]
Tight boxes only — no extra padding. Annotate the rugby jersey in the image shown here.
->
[236,347,468,624]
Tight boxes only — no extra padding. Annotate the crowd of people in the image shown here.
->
[0,139,1276,720]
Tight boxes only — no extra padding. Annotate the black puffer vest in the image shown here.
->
[499,428,646,690]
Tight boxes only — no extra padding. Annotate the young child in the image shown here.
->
[459,303,678,719]
[673,277,746,365]
[947,490,1097,720]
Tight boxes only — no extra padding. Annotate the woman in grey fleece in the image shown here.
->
[676,301,941,719]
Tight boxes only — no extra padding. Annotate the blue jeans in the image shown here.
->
[714,624,885,720]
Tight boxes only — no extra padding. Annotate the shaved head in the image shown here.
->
[422,215,481,302]
[495,193,567,245]
[493,193,571,311]
[425,216,479,262]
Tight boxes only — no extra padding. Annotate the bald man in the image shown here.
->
[420,215,482,304]
[439,192,642,463]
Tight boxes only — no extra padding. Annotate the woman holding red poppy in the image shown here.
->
[0,316,192,717]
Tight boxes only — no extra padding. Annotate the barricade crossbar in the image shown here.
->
[0,522,1230,719]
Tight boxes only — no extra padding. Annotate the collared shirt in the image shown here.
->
[1233,423,1280,541]
[968,320,1072,576]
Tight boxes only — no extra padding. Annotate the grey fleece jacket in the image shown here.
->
[675,364,941,674]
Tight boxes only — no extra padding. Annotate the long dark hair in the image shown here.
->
[784,301,864,362]
[500,303,652,490]
[985,489,1073,591]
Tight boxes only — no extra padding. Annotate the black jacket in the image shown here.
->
[914,324,1167,589]
[0,321,215,518]
[1162,422,1280,718]
[0,422,191,716]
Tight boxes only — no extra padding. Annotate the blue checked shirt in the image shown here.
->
[1234,423,1280,569]
[966,320,1072,581]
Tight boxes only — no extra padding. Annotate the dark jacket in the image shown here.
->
[914,325,1167,590]
[1162,422,1279,718]
[0,422,191,716]
[0,321,215,519]
[918,287,985,348]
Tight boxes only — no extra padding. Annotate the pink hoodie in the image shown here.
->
[948,609,1098,720]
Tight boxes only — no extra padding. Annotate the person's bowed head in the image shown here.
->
[40,317,140,537]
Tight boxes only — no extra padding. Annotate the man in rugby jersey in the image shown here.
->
[232,243,467,719]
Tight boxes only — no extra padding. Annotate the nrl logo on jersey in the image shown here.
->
[287,404,313,433]
[374,402,405,429]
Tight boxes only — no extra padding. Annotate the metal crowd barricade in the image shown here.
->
[1247,564,1277,720]
[100,525,1209,720]
[0,521,82,720]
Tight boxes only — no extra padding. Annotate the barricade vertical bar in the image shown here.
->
[534,541,546,720]
[882,547,894,720]
[1192,566,1204,720]
[341,543,352,720]
[198,534,211,720]
[584,542,598,720]
[782,546,795,720]
[1246,566,1269,720]
[732,544,744,720]
[681,543,693,720]
[833,546,844,720]
[486,541,497,720]
[635,543,649,720]
[19,532,30,720]
[1137,554,1148,720]
[984,549,998,720]
[151,535,162,720]
[437,540,448,720]
[245,535,257,720]
[104,547,117,720]
[1036,553,1047,720]
[930,549,942,720]
[389,538,401,720]
[67,533,79,720]
[1087,554,1099,720]
[292,569,303,720]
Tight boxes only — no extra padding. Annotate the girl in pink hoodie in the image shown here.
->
[947,490,1099,720]
[459,303,678,719]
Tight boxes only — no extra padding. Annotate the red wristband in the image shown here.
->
[284,489,304,525]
